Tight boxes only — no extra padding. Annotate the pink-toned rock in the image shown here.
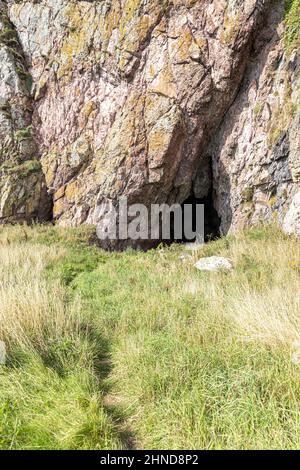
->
[0,1,299,246]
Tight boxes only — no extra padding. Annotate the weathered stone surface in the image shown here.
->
[209,1,300,236]
[0,0,51,223]
[0,0,299,244]
[195,256,233,272]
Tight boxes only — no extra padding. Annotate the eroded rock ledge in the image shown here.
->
[0,1,299,243]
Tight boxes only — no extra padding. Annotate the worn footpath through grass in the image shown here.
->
[1,224,300,449]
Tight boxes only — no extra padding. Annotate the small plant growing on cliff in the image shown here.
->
[241,186,254,202]
[14,125,32,143]
[268,195,278,208]
[220,10,241,45]
[253,103,263,118]
[17,69,33,93]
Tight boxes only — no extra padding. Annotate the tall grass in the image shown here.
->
[1,224,300,449]
[0,244,71,350]
[0,228,123,450]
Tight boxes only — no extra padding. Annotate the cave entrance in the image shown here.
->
[170,189,221,245]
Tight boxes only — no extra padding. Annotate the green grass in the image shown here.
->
[284,0,300,53]
[1,224,300,449]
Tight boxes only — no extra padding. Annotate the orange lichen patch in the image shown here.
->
[220,8,241,46]
[43,0,201,80]
[65,180,79,203]
[41,151,59,188]
[173,0,198,6]
[143,93,173,129]
[100,2,121,40]
[117,0,168,72]
[149,63,156,79]
[83,101,97,119]
[149,66,177,98]
[171,27,194,62]
[93,91,146,179]
[147,129,172,165]
[193,33,206,51]
[53,196,66,217]
[57,2,98,79]
[54,185,66,202]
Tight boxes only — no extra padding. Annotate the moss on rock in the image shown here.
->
[284,0,300,53]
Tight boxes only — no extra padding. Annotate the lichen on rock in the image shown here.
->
[0,0,51,223]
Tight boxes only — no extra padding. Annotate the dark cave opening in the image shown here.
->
[186,189,220,242]
[170,189,221,245]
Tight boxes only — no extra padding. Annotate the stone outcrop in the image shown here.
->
[0,0,299,242]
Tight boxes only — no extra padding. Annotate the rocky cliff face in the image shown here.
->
[210,0,300,236]
[0,0,299,243]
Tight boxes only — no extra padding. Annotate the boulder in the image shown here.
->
[195,256,233,272]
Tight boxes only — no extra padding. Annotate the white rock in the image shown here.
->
[0,341,6,365]
[194,256,233,272]
[283,191,300,238]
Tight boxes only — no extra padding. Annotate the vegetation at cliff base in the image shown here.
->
[1,225,300,450]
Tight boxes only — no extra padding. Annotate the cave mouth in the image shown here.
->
[170,189,221,245]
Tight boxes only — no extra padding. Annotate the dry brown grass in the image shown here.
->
[0,241,77,351]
